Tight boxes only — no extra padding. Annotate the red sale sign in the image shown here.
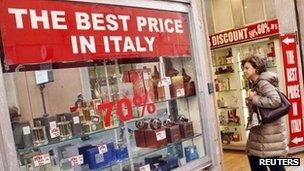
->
[280,34,304,147]
[210,19,279,49]
[0,0,190,70]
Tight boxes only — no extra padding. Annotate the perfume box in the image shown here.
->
[165,125,181,143]
[145,128,167,148]
[134,130,147,147]
[81,142,116,169]
[65,113,83,136]
[35,116,60,142]
[144,154,162,166]
[158,155,179,170]
[178,122,194,138]
[170,76,185,98]
[12,122,33,149]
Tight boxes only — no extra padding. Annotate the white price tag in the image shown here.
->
[73,116,80,124]
[98,144,108,154]
[91,116,100,123]
[90,110,95,116]
[33,153,51,167]
[176,88,185,97]
[49,121,57,129]
[156,130,166,141]
[68,155,84,167]
[50,127,60,138]
[139,164,151,171]
[161,77,172,86]
[22,126,31,135]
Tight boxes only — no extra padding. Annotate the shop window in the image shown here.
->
[212,0,234,32]
[230,0,245,28]
[264,0,276,19]
[0,0,208,170]
[243,0,265,24]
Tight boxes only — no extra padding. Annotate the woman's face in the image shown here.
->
[243,62,257,80]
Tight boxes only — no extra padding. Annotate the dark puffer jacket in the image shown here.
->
[246,72,288,157]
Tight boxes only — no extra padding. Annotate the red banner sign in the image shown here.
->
[280,34,304,147]
[210,19,279,49]
[0,0,190,67]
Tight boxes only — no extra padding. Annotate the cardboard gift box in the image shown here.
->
[34,116,60,143]
[145,128,168,148]
[165,125,181,143]
[158,155,179,170]
[134,130,147,147]
[12,121,33,149]
[65,112,83,136]
[170,76,185,98]
[178,121,194,138]
[80,142,116,170]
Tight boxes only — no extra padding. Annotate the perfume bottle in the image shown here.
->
[182,68,195,96]
[57,114,72,140]
[32,119,48,146]
[166,60,179,77]
[152,65,165,100]
[233,128,240,142]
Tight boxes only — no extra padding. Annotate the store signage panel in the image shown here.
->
[0,0,190,67]
[280,34,304,147]
[210,19,279,49]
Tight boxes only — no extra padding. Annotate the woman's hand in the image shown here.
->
[247,90,256,101]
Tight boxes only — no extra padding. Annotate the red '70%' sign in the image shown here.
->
[97,95,156,126]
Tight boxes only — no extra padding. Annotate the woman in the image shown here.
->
[242,56,288,171]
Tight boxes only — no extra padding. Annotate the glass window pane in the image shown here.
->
[243,0,265,24]
[264,0,276,19]
[231,0,245,28]
[212,0,234,32]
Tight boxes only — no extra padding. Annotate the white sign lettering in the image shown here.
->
[293,102,298,116]
[287,67,298,82]
[291,119,302,133]
[286,50,295,64]
[287,85,300,99]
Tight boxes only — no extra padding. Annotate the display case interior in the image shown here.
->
[211,38,283,150]
[4,55,207,170]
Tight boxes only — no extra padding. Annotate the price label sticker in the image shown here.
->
[156,130,166,141]
[98,144,108,154]
[176,88,185,97]
[73,116,80,124]
[161,77,171,86]
[90,109,95,116]
[50,127,60,138]
[49,121,57,129]
[95,153,104,163]
[68,155,84,167]
[139,164,151,171]
[33,153,51,167]
[22,126,31,135]
[91,116,100,123]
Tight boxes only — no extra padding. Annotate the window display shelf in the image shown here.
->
[220,124,241,127]
[83,157,130,171]
[17,126,121,154]
[215,72,235,76]
[215,89,238,93]
[213,63,234,67]
[131,133,202,160]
